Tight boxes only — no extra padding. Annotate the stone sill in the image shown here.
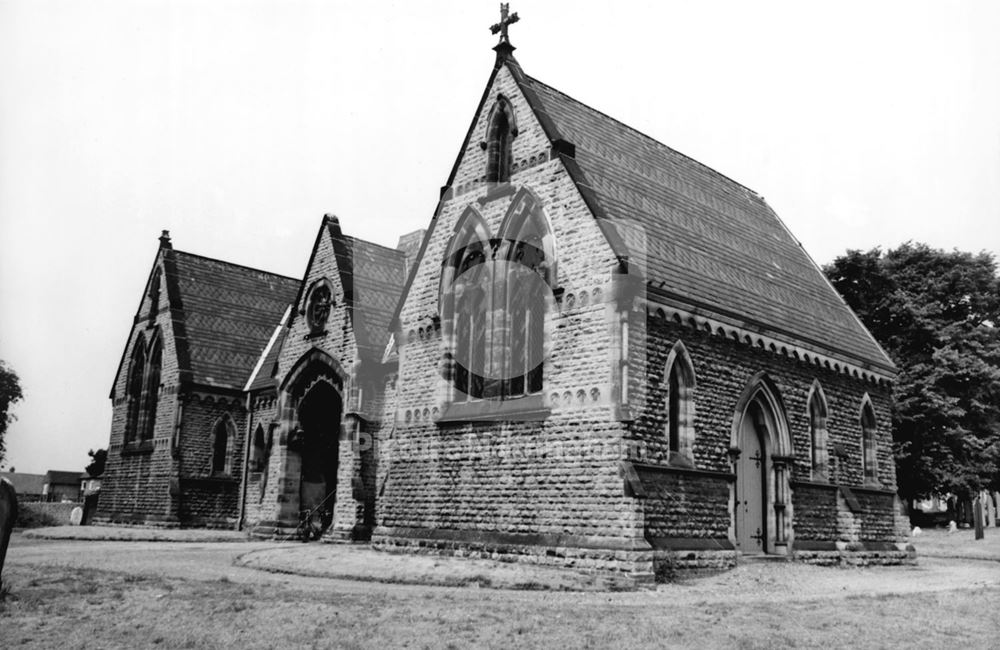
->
[120,441,155,456]
[439,394,549,423]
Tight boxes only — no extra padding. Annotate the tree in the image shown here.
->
[0,360,24,468]
[824,243,1000,503]
[85,448,107,477]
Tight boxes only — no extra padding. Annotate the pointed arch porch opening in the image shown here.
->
[269,349,347,539]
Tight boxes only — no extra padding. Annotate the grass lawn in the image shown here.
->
[1,561,998,649]
[911,525,1000,561]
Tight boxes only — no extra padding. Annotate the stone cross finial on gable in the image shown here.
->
[490,3,520,49]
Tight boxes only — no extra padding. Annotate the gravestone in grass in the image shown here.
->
[974,496,985,540]
[0,477,17,591]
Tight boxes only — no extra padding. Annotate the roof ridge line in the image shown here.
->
[342,234,407,257]
[173,248,300,283]
[524,74,765,200]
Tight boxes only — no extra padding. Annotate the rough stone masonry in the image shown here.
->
[97,10,913,579]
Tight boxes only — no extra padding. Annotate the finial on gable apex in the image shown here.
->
[323,213,344,237]
[490,3,519,59]
[158,229,172,249]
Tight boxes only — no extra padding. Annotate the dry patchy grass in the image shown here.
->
[0,562,997,649]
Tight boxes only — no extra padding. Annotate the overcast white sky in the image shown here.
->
[1,0,998,474]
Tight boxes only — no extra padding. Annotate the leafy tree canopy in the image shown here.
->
[0,360,24,468]
[825,243,1000,501]
[85,448,107,477]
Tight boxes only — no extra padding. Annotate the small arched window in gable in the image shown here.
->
[125,339,146,443]
[664,341,696,465]
[860,396,878,484]
[807,380,829,481]
[485,95,516,184]
[212,417,234,475]
[147,268,161,321]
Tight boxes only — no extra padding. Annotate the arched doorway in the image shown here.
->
[295,381,341,535]
[735,402,768,553]
[731,374,793,555]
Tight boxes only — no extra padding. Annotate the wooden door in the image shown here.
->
[736,412,767,553]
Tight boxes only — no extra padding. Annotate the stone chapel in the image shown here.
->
[97,10,913,575]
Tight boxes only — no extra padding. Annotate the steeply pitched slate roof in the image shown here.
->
[166,251,300,389]
[509,63,894,373]
[337,233,407,360]
[246,320,289,392]
[249,218,407,389]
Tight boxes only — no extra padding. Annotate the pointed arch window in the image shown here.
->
[147,268,161,321]
[664,340,696,465]
[124,339,146,443]
[504,204,550,397]
[807,381,829,481]
[861,396,878,484]
[250,423,267,472]
[439,193,556,411]
[485,96,516,184]
[212,417,235,475]
[139,338,162,441]
[442,209,491,402]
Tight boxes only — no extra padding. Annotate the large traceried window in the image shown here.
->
[664,340,696,465]
[861,395,878,484]
[441,192,555,408]
[807,380,829,480]
[124,338,146,443]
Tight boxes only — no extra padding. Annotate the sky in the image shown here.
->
[1,0,998,474]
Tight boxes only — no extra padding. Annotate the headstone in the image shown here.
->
[69,506,83,526]
[0,477,18,590]
[948,520,958,533]
[911,526,922,537]
[974,496,985,540]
